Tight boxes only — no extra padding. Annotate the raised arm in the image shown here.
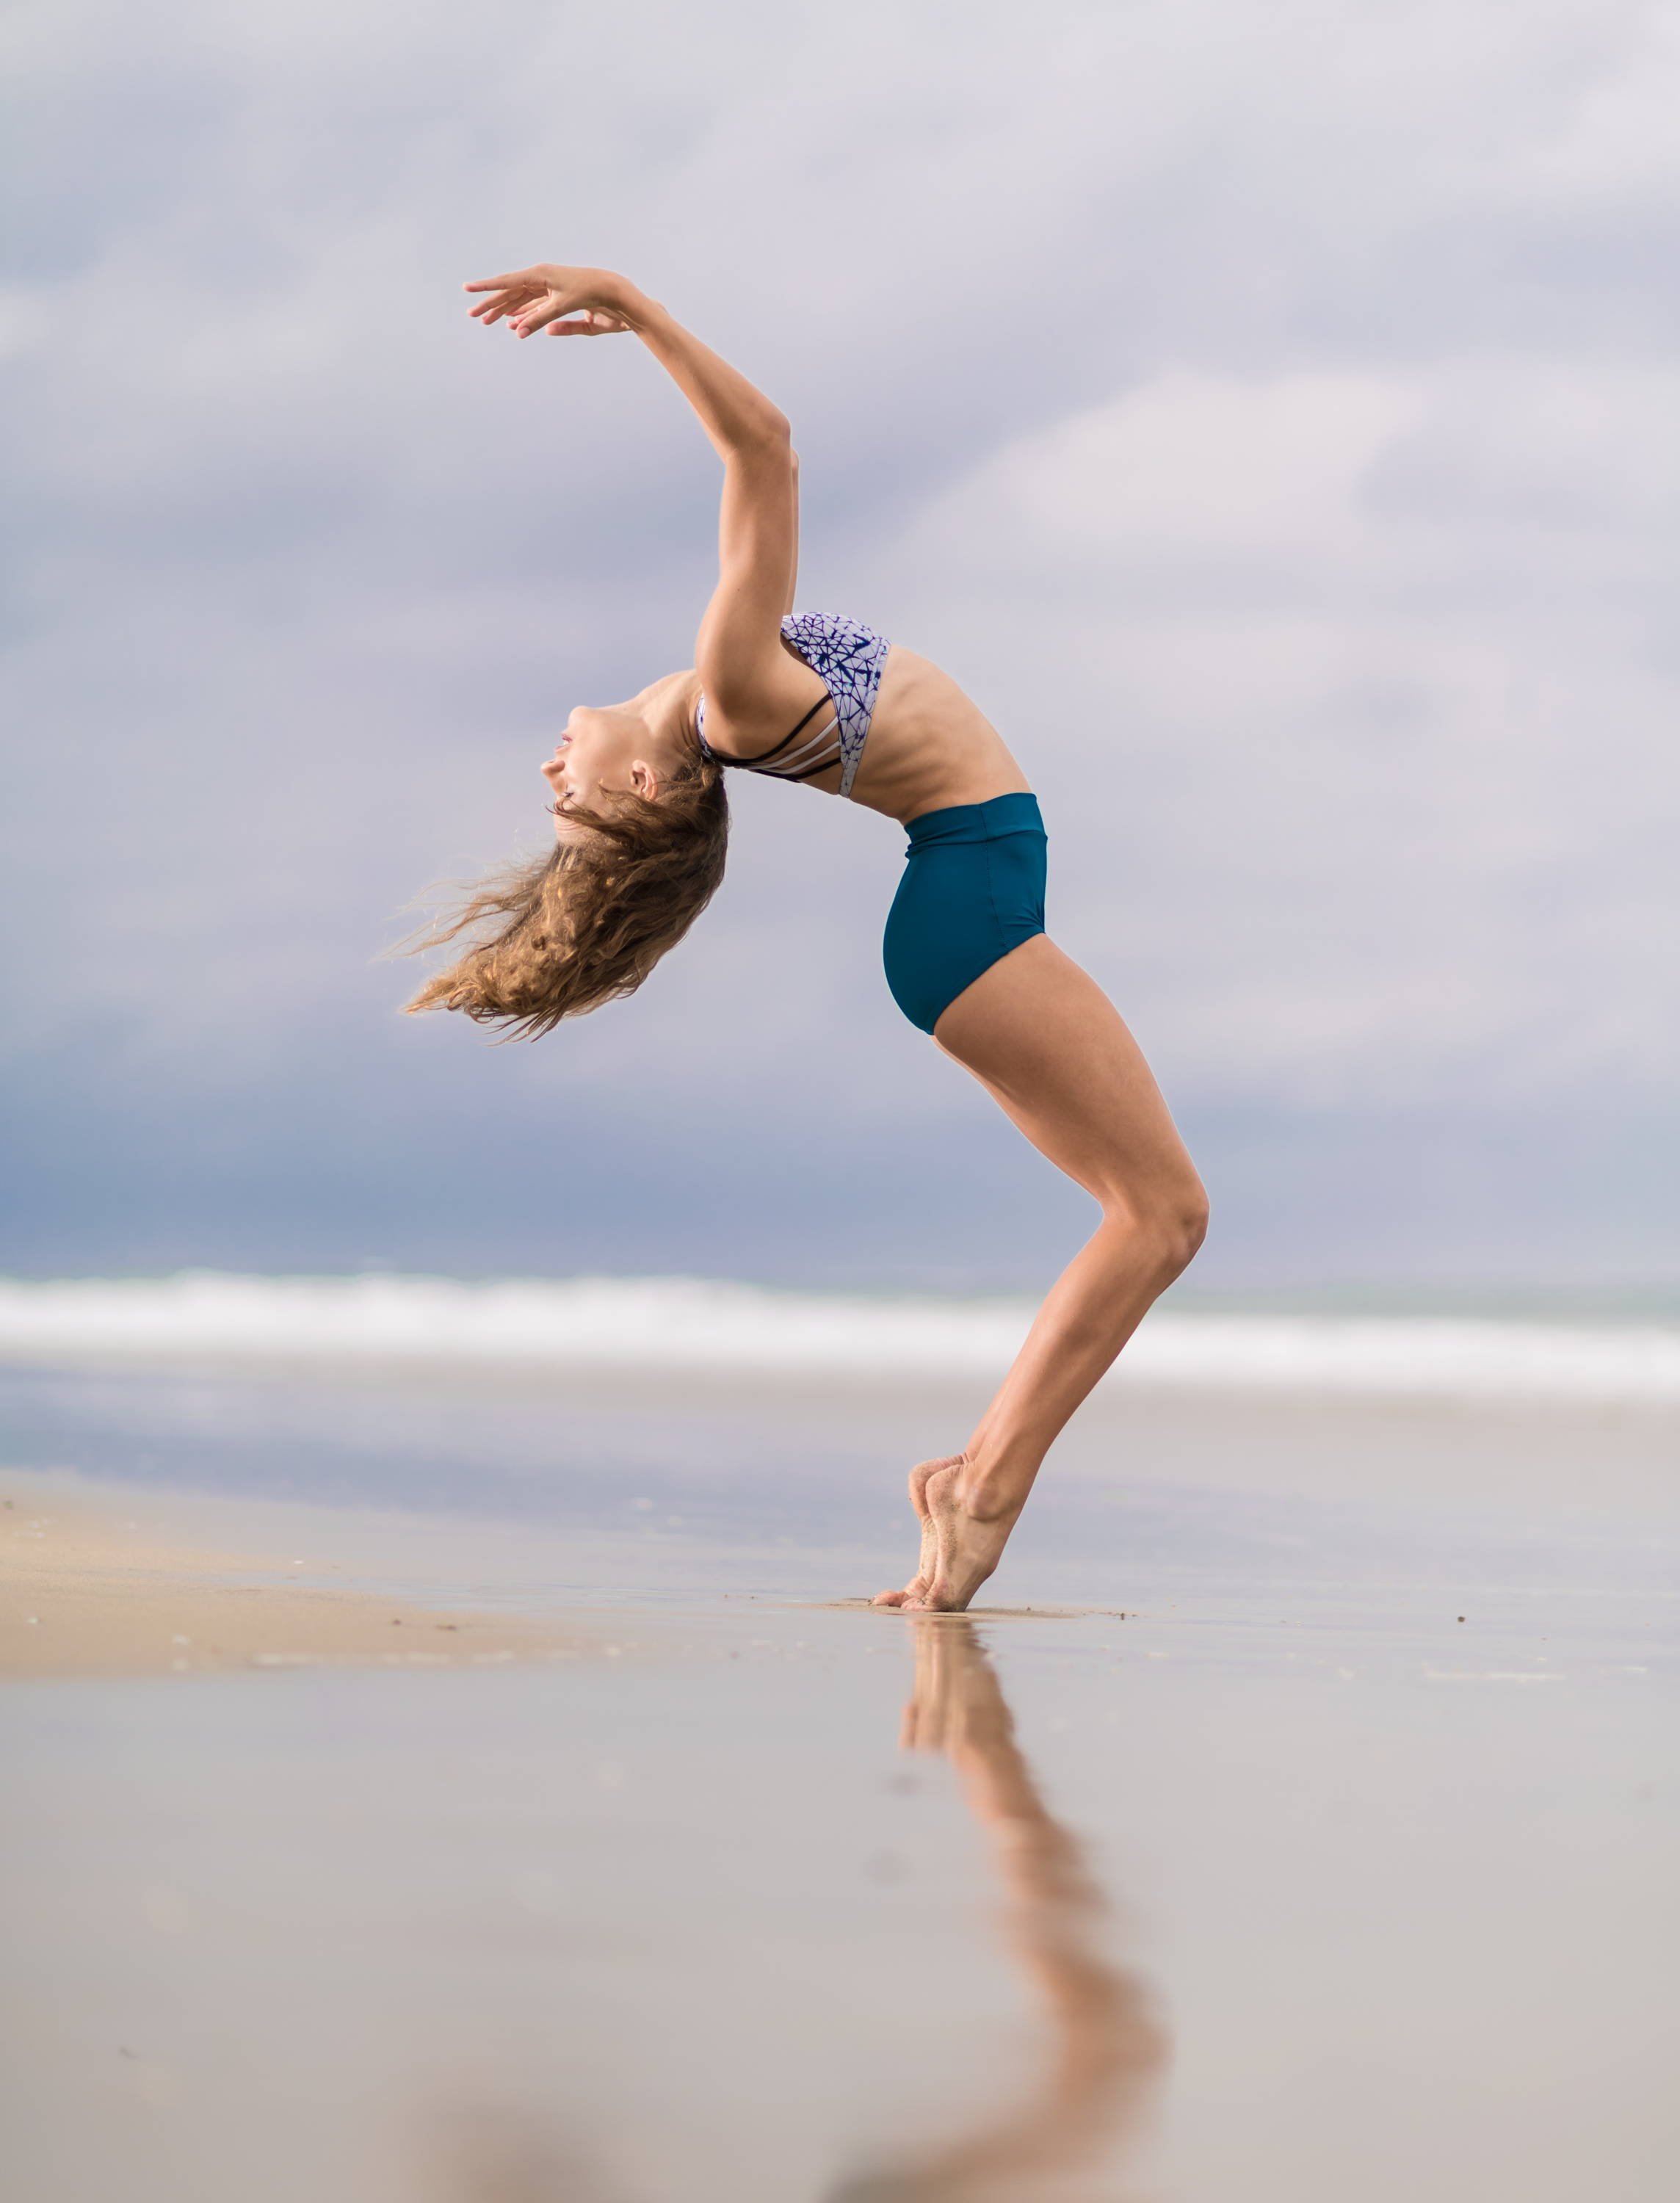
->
[464,264,819,748]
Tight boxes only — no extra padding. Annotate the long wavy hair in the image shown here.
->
[402,760,728,1039]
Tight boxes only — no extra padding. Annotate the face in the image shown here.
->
[541,673,698,842]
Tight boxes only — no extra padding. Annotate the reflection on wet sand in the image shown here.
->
[832,1618,1169,2202]
[438,1620,1167,2203]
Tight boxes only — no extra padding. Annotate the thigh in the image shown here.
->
[932,933,1199,1209]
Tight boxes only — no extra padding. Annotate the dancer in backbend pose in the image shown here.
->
[408,263,1209,1613]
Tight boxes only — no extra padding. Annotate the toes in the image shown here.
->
[906,1590,969,1615]
[872,1574,930,1607]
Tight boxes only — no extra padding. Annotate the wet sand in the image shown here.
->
[0,1475,593,1678]
[1,1375,1676,2201]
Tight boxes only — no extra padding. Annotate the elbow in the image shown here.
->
[738,408,792,457]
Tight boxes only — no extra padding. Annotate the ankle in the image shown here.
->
[955,1460,1028,1522]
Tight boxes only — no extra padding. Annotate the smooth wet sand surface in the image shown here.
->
[0,1477,599,1678]
[1,1368,1677,2200]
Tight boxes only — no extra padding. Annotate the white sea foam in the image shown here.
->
[2,1272,1680,1403]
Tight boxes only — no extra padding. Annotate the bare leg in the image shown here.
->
[880,935,1208,1613]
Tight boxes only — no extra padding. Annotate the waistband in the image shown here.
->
[903,792,1043,848]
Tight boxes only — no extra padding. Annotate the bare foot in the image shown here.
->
[902,1458,1021,1613]
[870,1455,964,1607]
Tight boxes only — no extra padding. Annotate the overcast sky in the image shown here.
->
[4,0,1678,1286]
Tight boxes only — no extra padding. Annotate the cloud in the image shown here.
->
[1,0,1678,1275]
[991,374,1426,557]
[883,355,1680,1107]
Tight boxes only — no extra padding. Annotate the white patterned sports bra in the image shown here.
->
[695,612,890,799]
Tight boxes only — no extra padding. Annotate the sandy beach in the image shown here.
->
[2,1355,1676,2202]
[0,1472,595,1679]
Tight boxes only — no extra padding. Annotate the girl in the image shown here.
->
[409,263,1209,1613]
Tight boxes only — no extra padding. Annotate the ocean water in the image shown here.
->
[1,1270,1677,1625]
[4,1270,1680,1401]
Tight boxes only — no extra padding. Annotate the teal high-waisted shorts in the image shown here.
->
[883,792,1047,1035]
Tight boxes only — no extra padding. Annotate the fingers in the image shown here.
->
[495,290,573,338]
[465,270,550,330]
[462,270,629,340]
[508,296,561,337]
[511,291,613,338]
[468,287,539,326]
[518,303,573,336]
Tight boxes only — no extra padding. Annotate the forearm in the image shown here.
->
[609,280,789,460]
[471,261,800,698]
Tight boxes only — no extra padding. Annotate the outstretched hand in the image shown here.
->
[464,264,634,339]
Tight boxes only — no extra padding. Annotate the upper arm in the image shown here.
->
[694,436,822,745]
[783,449,800,618]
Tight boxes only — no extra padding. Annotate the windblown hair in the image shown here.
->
[403,762,728,1039]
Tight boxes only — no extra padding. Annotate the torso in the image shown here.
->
[840,644,1031,823]
[699,623,1031,826]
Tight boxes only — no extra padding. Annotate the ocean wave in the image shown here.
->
[1,1272,1679,1403]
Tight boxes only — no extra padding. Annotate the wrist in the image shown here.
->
[599,272,656,327]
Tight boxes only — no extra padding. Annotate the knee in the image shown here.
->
[1170,1179,1212,1273]
[1154,1179,1210,1280]
[1108,1175,1209,1282]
